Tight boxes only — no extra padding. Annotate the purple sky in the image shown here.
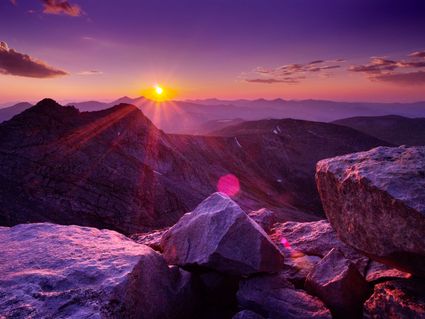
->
[1,0,425,103]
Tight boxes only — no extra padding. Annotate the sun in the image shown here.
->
[155,86,163,95]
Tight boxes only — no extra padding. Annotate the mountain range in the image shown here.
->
[0,99,390,234]
[2,97,425,135]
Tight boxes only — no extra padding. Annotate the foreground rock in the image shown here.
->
[365,261,411,283]
[130,227,169,252]
[270,220,369,278]
[0,223,196,319]
[248,208,277,233]
[316,146,425,276]
[161,193,284,276]
[364,278,425,318]
[305,248,370,318]
[237,274,331,319]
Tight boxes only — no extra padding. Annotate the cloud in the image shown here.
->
[243,59,342,84]
[78,70,103,75]
[349,51,425,86]
[409,51,425,58]
[41,0,82,16]
[0,41,67,78]
[374,71,425,85]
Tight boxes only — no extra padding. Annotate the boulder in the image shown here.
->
[364,278,425,318]
[161,193,284,276]
[0,223,197,319]
[233,310,265,319]
[248,208,277,233]
[316,146,425,276]
[305,248,370,318]
[237,273,332,319]
[365,261,411,283]
[270,220,369,275]
[130,227,169,252]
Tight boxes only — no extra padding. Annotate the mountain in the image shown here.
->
[333,115,425,146]
[208,118,392,211]
[0,102,32,122]
[0,100,390,234]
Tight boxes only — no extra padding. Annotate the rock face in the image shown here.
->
[305,248,370,318]
[365,261,411,283]
[236,274,332,319]
[161,192,284,276]
[364,279,425,319]
[0,223,196,319]
[248,208,277,233]
[316,146,425,276]
[270,220,369,275]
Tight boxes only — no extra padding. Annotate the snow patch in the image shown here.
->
[235,137,242,148]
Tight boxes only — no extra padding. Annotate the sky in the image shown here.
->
[1,0,425,104]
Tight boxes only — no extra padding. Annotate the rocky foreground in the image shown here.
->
[1,146,424,319]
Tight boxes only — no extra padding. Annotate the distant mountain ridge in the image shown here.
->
[0,99,390,234]
[333,115,425,146]
[2,97,425,134]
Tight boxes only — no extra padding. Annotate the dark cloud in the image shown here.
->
[0,42,67,78]
[41,0,82,16]
[244,59,341,84]
[374,71,425,85]
[409,51,425,58]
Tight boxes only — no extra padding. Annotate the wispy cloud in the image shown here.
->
[10,0,82,16]
[0,41,67,78]
[349,50,425,85]
[77,70,103,76]
[242,59,342,84]
[41,0,82,16]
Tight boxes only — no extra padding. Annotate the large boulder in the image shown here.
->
[364,278,425,318]
[161,193,284,276]
[316,146,425,276]
[305,248,370,318]
[237,274,331,319]
[0,223,197,319]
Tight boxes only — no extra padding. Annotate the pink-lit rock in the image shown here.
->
[237,273,332,319]
[364,278,425,318]
[248,208,277,233]
[270,220,369,275]
[316,146,425,276]
[161,192,284,276]
[0,223,197,319]
[305,248,370,319]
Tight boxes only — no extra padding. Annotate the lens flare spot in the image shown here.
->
[217,174,240,197]
[280,236,291,249]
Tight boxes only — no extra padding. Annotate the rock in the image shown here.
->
[316,146,425,276]
[366,261,411,283]
[161,193,284,276]
[305,248,370,318]
[279,254,322,288]
[270,220,369,275]
[130,227,169,252]
[364,278,425,318]
[237,273,332,319]
[248,208,277,233]
[0,223,197,319]
[232,310,265,319]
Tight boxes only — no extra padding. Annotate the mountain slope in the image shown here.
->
[209,118,392,211]
[0,102,32,123]
[0,100,391,234]
[333,115,425,146]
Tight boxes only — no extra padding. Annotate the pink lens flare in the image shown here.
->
[217,174,240,197]
[280,236,291,249]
